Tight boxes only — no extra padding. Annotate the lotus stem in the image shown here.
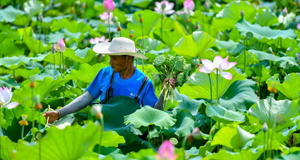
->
[208,74,213,130]
[269,123,276,159]
[267,94,273,158]
[216,70,219,104]
[263,131,266,160]
[38,109,41,160]
[244,38,246,72]
[182,136,187,160]
[141,19,145,73]
[62,53,65,106]
[53,54,55,70]
[21,125,24,140]
[31,88,35,142]
[108,12,111,41]
[0,105,2,160]
[160,13,163,41]
[147,126,150,148]
[98,117,104,154]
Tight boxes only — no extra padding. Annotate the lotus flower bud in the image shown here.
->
[184,0,195,11]
[282,7,288,17]
[103,0,115,12]
[204,1,210,10]
[161,1,167,10]
[240,9,244,17]
[262,122,268,132]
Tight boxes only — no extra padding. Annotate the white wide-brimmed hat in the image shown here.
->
[93,37,148,59]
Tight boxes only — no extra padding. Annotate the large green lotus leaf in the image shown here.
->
[249,98,299,129]
[211,125,254,149]
[0,55,45,70]
[233,50,258,69]
[236,19,297,41]
[15,123,123,159]
[64,48,96,63]
[100,96,141,144]
[0,39,26,57]
[0,136,16,160]
[162,110,195,137]
[152,28,183,48]
[23,37,51,54]
[174,89,205,116]
[48,29,84,44]
[216,40,244,56]
[12,77,65,107]
[220,79,258,111]
[127,10,160,38]
[266,73,300,100]
[180,69,245,100]
[50,18,92,33]
[15,67,40,79]
[43,52,66,65]
[255,8,278,27]
[67,63,107,83]
[206,104,245,124]
[125,106,176,129]
[204,146,263,160]
[248,50,279,61]
[24,0,44,18]
[0,6,25,22]
[282,152,300,160]
[214,1,256,30]
[173,31,217,59]
[130,0,152,8]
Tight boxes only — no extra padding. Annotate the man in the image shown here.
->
[44,37,175,123]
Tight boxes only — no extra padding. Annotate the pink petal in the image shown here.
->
[226,62,237,70]
[199,67,213,73]
[164,10,175,15]
[157,140,177,160]
[165,2,174,11]
[220,71,232,80]
[89,38,96,44]
[218,61,229,70]
[5,102,19,109]
[213,55,223,68]
[201,59,215,71]
[1,88,12,105]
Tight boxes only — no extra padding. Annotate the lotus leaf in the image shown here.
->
[0,6,25,23]
[0,136,16,160]
[206,104,245,124]
[180,69,245,100]
[266,73,300,100]
[173,31,217,59]
[125,106,176,129]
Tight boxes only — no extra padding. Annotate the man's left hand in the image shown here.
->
[162,77,176,89]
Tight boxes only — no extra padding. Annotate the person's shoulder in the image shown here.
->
[100,66,113,74]
[135,68,153,84]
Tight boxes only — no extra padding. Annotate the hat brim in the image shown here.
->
[93,42,148,60]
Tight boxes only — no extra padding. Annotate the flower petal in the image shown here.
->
[225,62,237,70]
[5,102,19,109]
[213,55,223,68]
[201,59,215,70]
[199,67,213,73]
[165,2,174,11]
[218,61,229,71]
[1,88,12,105]
[164,10,175,15]
[220,71,232,80]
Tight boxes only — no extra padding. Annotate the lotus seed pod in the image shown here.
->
[169,137,178,145]
[35,103,43,110]
[29,74,37,82]
[29,82,36,88]
[275,114,286,125]
[262,122,268,132]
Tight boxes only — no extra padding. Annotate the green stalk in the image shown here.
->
[108,12,111,41]
[269,123,276,159]
[38,109,41,160]
[182,136,187,160]
[31,88,35,142]
[208,74,213,129]
[244,38,246,72]
[21,125,24,140]
[160,13,164,41]
[147,126,150,148]
[141,19,145,73]
[53,54,55,70]
[264,132,266,160]
[13,70,15,80]
[98,117,104,154]
[216,70,219,104]
[62,53,65,106]
[267,94,273,158]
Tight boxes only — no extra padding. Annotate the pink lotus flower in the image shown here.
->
[99,12,113,24]
[156,140,177,160]
[282,7,288,17]
[184,0,195,12]
[199,55,237,80]
[103,0,115,12]
[297,23,300,30]
[54,38,66,53]
[154,0,175,15]
[89,36,109,44]
[0,86,19,109]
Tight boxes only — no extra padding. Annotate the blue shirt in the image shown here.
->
[87,66,158,107]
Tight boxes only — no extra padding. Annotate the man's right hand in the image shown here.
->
[43,111,59,123]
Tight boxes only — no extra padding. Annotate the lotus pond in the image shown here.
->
[0,0,300,160]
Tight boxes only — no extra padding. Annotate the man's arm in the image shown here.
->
[43,91,95,122]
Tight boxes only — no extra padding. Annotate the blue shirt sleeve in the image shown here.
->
[141,79,158,107]
[86,69,104,99]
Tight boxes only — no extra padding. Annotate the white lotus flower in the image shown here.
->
[0,86,19,109]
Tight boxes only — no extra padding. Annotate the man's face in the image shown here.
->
[109,55,127,72]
